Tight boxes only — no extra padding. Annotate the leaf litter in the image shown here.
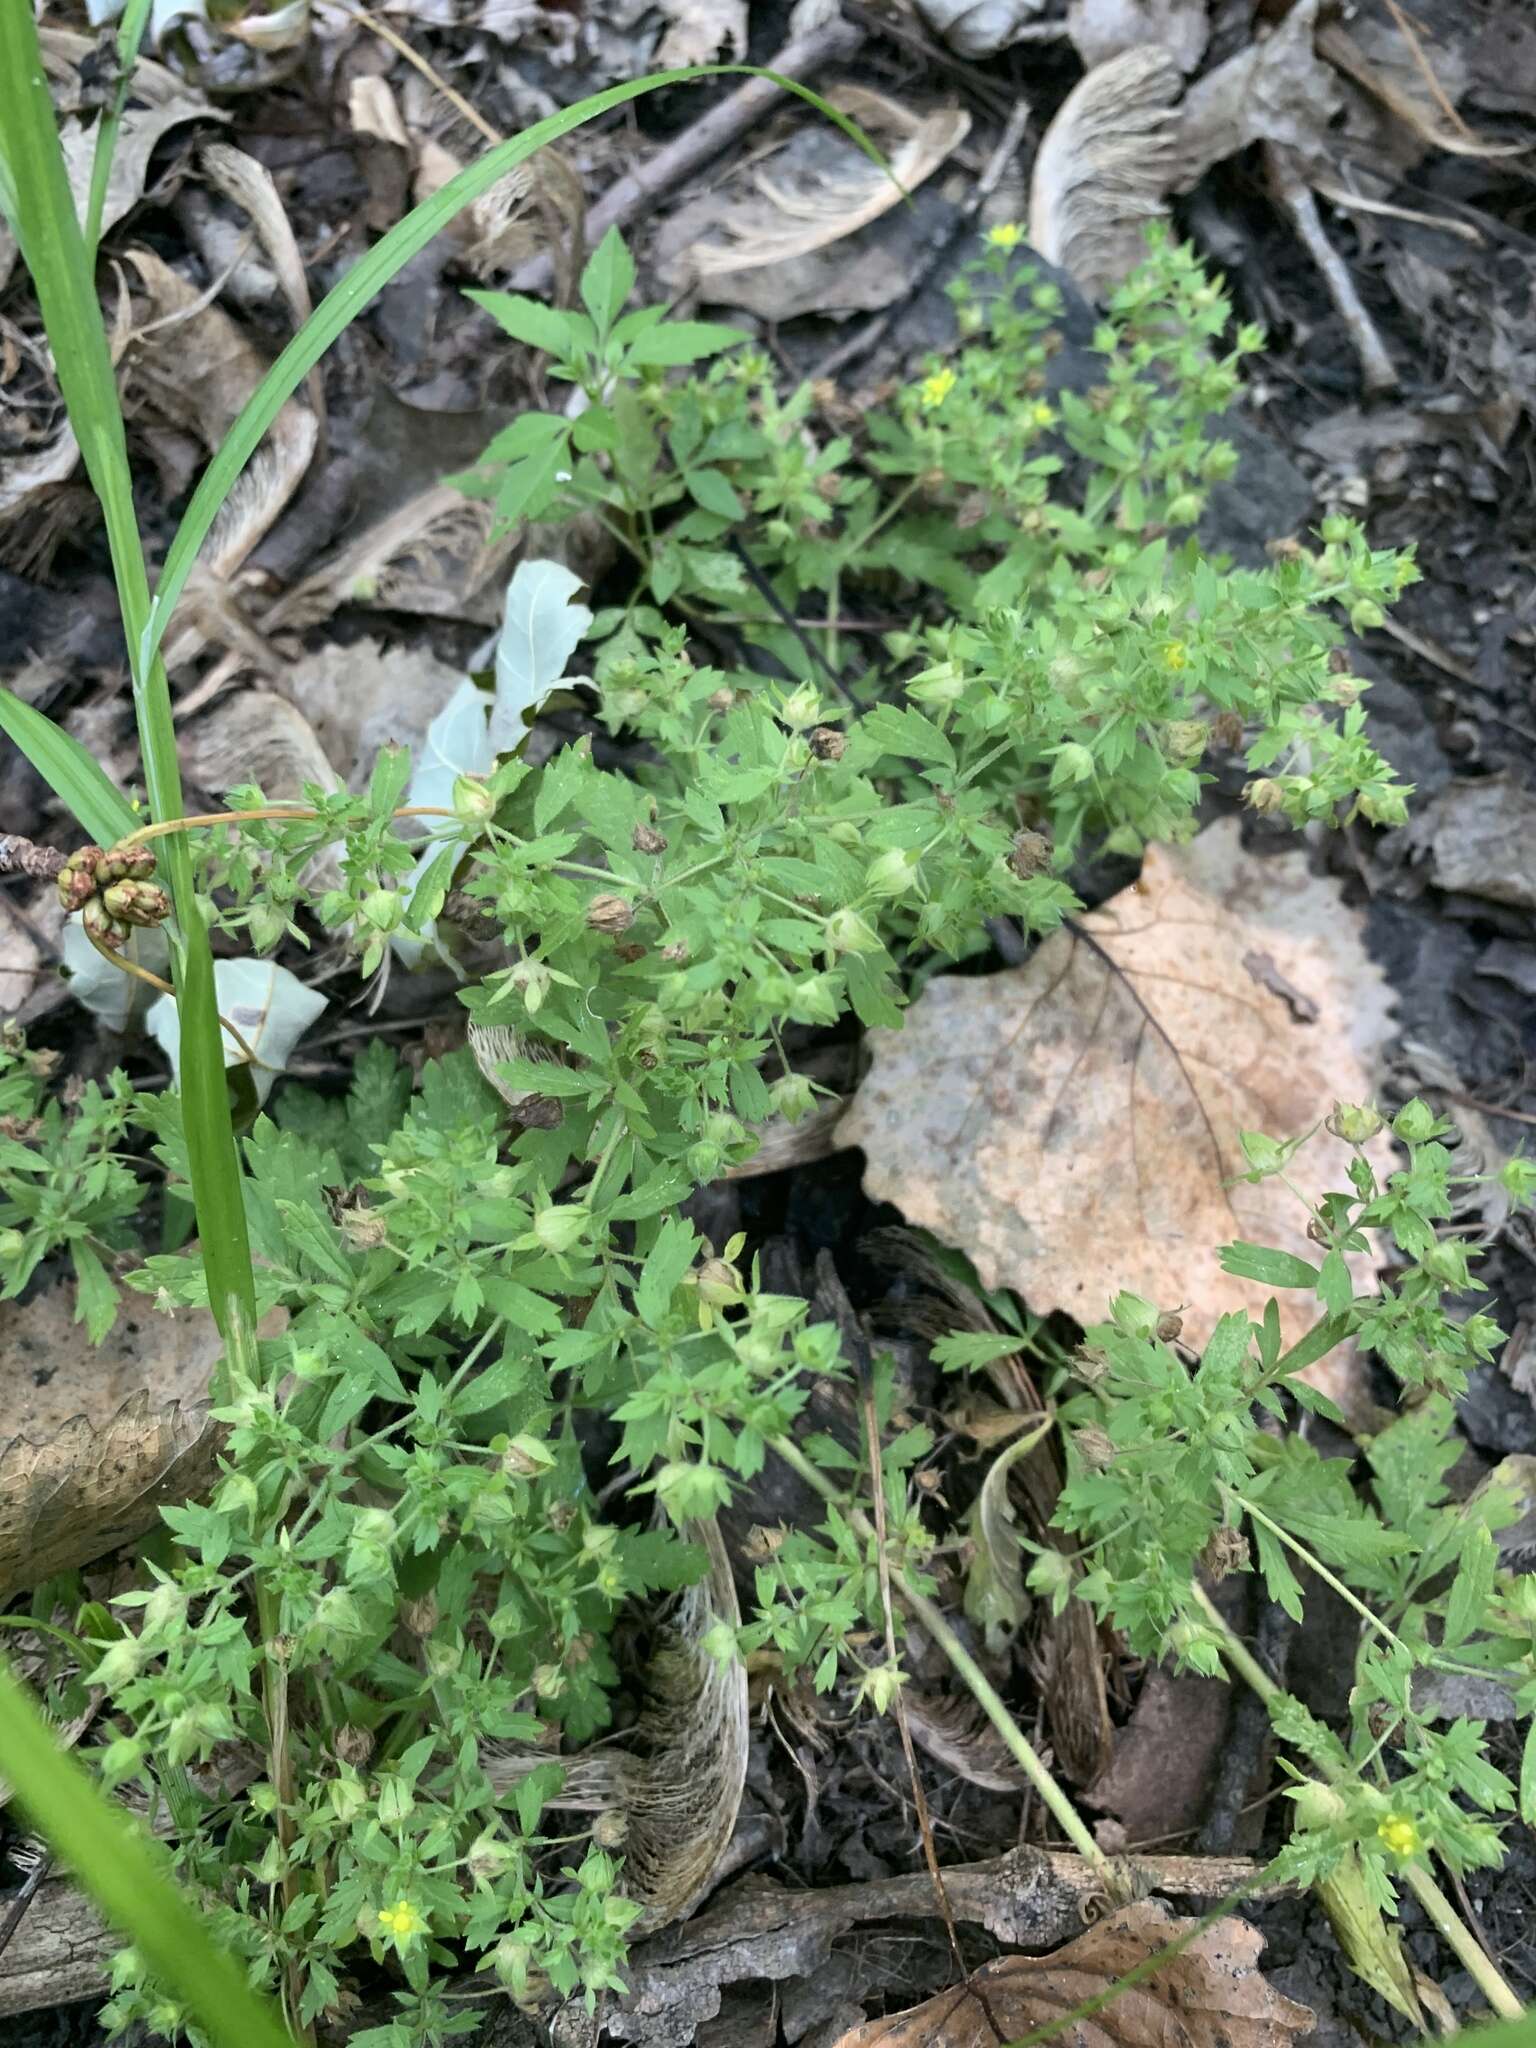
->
[829,1897,1314,2048]
[842,821,1396,1395]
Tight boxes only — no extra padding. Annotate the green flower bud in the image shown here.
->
[823,906,881,955]
[779,685,822,730]
[534,1202,588,1254]
[1349,599,1385,633]
[1392,1098,1440,1144]
[453,774,496,823]
[1326,1102,1384,1145]
[376,1774,415,1826]
[694,1257,744,1307]
[865,848,921,898]
[769,1072,817,1121]
[0,1228,27,1261]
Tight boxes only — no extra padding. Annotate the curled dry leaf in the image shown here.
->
[486,1517,747,1932]
[198,143,324,432]
[841,821,1395,1411]
[0,1284,225,1599]
[275,485,519,631]
[1029,46,1182,297]
[830,1897,1314,2048]
[1168,0,1340,192]
[904,1688,1027,1793]
[663,88,969,294]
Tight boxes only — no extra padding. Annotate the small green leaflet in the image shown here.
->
[1219,1243,1319,1289]
[635,1215,698,1328]
[578,225,635,335]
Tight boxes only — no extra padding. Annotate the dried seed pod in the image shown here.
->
[586,893,634,935]
[809,726,846,762]
[632,822,668,854]
[1008,828,1052,880]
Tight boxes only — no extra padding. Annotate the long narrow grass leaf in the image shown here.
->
[0,688,139,847]
[0,4,256,1372]
[0,1653,295,2048]
[84,0,157,256]
[144,68,883,668]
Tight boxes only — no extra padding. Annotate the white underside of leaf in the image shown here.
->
[147,957,327,1105]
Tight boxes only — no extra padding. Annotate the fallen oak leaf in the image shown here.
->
[829,1897,1313,2048]
[840,820,1395,1405]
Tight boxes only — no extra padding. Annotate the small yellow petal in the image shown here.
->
[1377,1815,1420,1857]
[986,222,1024,250]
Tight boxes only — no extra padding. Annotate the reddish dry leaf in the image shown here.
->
[831,1898,1314,2048]
[841,822,1395,1385]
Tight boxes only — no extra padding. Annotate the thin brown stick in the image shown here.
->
[1377,0,1471,138]
[506,17,865,297]
[343,2,502,146]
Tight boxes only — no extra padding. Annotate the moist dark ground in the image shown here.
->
[4,2,1536,2040]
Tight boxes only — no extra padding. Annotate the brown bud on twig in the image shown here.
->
[57,846,106,912]
[586,893,634,935]
[101,879,171,929]
[1210,710,1245,752]
[809,726,846,762]
[1155,1311,1183,1343]
[1072,1425,1116,1472]
[0,835,66,882]
[632,822,668,855]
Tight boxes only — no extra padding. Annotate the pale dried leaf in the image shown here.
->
[842,821,1396,1372]
[268,634,466,787]
[182,688,341,801]
[832,1898,1314,2048]
[199,143,324,431]
[276,485,518,631]
[0,1284,225,1598]
[726,1098,846,1180]
[148,958,327,1106]
[1030,46,1182,295]
[915,0,1047,61]
[0,417,81,524]
[1169,0,1341,192]
[36,29,226,241]
[655,0,747,66]
[1068,0,1207,72]
[678,89,969,284]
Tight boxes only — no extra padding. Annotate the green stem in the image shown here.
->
[83,0,154,258]
[770,1432,1111,1879]
[1190,1585,1523,2020]
[1233,1493,1416,1662]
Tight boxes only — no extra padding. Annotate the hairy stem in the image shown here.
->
[1191,1584,1523,2019]
[770,1431,1113,1880]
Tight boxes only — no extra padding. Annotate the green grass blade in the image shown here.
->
[84,0,156,257]
[144,68,882,670]
[0,1653,295,2048]
[0,687,140,847]
[0,4,257,1379]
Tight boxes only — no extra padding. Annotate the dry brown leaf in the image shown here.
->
[841,821,1395,1374]
[654,0,748,67]
[905,1688,1028,1793]
[830,1898,1314,2048]
[182,689,346,891]
[0,1285,226,1599]
[1029,46,1182,296]
[667,88,969,287]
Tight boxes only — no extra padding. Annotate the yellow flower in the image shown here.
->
[1030,402,1056,429]
[1378,1815,1420,1858]
[918,367,957,411]
[1161,640,1189,672]
[986,222,1025,250]
[378,1899,426,1938]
